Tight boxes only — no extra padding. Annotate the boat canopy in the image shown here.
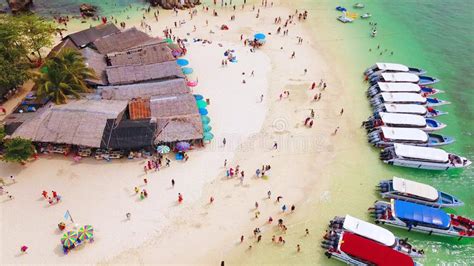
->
[380,112,426,127]
[381,127,428,142]
[393,144,449,163]
[392,199,451,229]
[340,232,415,266]
[382,73,420,83]
[377,82,421,92]
[376,63,410,72]
[392,177,439,201]
[343,215,396,246]
[380,93,426,104]
[383,104,427,115]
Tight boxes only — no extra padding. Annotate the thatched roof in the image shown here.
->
[99,79,189,100]
[107,40,175,67]
[68,23,120,48]
[128,98,151,120]
[149,94,198,118]
[93,27,154,54]
[81,48,107,85]
[106,61,185,85]
[12,100,128,148]
[101,119,156,149]
[49,38,79,57]
[155,116,203,143]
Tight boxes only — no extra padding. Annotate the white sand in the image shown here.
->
[1,1,348,264]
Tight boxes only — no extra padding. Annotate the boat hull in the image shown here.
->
[383,158,469,170]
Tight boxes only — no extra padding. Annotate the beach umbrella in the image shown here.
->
[61,231,78,248]
[203,132,214,141]
[176,58,189,66]
[176,141,191,151]
[201,115,211,124]
[194,94,204,101]
[203,124,212,132]
[164,38,173,44]
[198,108,208,115]
[182,67,193,75]
[187,80,198,87]
[77,225,94,241]
[254,33,266,40]
[156,145,171,154]
[196,100,207,108]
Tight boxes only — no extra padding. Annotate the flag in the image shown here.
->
[64,210,70,220]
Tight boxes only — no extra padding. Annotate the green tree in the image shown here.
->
[0,125,5,144]
[3,137,34,164]
[36,48,96,104]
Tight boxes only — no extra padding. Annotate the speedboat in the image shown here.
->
[369,73,440,86]
[377,177,464,208]
[374,104,448,118]
[371,200,474,239]
[379,144,472,170]
[370,93,449,108]
[354,3,365,8]
[363,112,446,132]
[361,13,371,19]
[327,215,425,258]
[364,63,427,77]
[322,231,418,266]
[368,127,454,147]
[336,6,347,12]
[337,15,353,23]
[367,82,442,98]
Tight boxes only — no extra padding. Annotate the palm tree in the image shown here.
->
[36,48,96,104]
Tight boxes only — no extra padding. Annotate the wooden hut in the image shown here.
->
[12,100,128,148]
[105,61,185,85]
[93,27,154,55]
[99,79,189,100]
[81,47,108,85]
[107,40,174,67]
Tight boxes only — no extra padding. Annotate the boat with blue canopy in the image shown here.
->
[364,63,427,77]
[371,200,474,239]
[377,177,464,208]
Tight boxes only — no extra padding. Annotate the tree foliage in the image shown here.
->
[36,48,96,104]
[3,137,34,164]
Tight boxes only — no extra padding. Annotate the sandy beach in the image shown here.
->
[2,1,365,264]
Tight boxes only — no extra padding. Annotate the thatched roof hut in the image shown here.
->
[101,119,156,150]
[81,47,107,85]
[67,23,120,48]
[107,40,175,66]
[49,38,79,57]
[105,61,185,85]
[12,100,128,148]
[93,27,154,54]
[99,79,189,100]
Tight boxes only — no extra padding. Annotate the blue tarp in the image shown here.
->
[394,200,451,229]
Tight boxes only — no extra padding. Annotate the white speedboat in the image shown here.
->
[379,144,471,170]
[363,112,446,132]
[374,104,448,118]
[322,231,418,266]
[371,200,474,239]
[368,127,454,147]
[378,177,464,208]
[364,63,427,77]
[337,15,353,23]
[370,92,450,107]
[361,13,372,19]
[367,82,442,98]
[327,215,425,258]
[369,72,440,86]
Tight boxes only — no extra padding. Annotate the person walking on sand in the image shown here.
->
[255,211,260,219]
[224,159,227,167]
[210,196,214,204]
[178,193,183,203]
[251,70,254,77]
[267,190,272,199]
[268,216,273,223]
[291,204,295,212]
[277,195,282,202]
[291,51,295,58]
[282,204,287,212]
[257,235,262,242]
[241,235,244,243]
[340,108,344,115]
[297,244,301,252]
[311,82,316,90]
[144,178,148,185]
[134,187,139,194]
[126,212,131,220]
[171,179,175,188]
[311,109,315,118]
[10,175,15,184]
[334,126,340,135]
[305,228,310,236]
[273,141,278,150]
[20,245,28,254]
[260,94,264,102]
[223,137,227,146]
[255,201,259,209]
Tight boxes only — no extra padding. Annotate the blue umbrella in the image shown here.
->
[176,59,189,66]
[203,124,212,132]
[203,132,214,141]
[201,115,210,124]
[194,94,204,101]
[254,33,266,40]
[182,67,193,75]
[199,108,208,115]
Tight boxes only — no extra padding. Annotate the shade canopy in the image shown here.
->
[176,141,191,151]
[379,92,426,104]
[196,100,207,108]
[203,124,212,132]
[176,58,189,66]
[77,225,94,241]
[375,63,410,72]
[394,144,449,163]
[187,80,198,87]
[379,112,426,127]
[254,33,266,40]
[393,199,451,229]
[61,231,78,248]
[203,132,214,141]
[380,127,428,142]
[199,108,208,115]
[194,94,204,100]
[343,215,396,246]
[377,82,421,93]
[383,104,427,115]
[182,67,193,75]
[392,177,439,201]
[156,145,171,154]
[164,38,173,44]
[201,115,210,124]
[381,73,420,83]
